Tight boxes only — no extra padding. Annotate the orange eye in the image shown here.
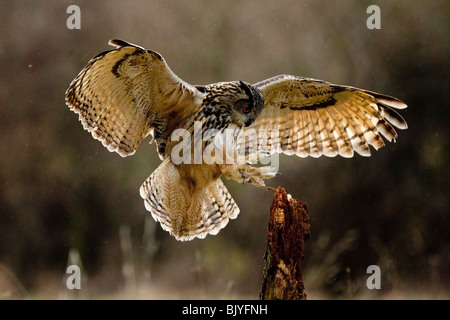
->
[242,105,251,113]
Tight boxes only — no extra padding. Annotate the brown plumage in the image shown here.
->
[65,40,408,241]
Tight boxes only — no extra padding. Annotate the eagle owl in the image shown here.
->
[65,40,408,241]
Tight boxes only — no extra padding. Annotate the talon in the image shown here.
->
[241,171,247,184]
[249,180,276,191]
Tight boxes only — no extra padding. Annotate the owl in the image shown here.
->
[65,40,408,241]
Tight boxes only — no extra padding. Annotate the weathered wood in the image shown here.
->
[260,187,310,300]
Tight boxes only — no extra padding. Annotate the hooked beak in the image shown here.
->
[244,118,254,127]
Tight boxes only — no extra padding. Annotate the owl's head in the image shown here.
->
[203,81,265,128]
[233,80,265,127]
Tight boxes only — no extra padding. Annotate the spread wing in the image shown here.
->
[65,39,201,157]
[236,74,407,159]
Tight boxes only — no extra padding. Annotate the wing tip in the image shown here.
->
[108,39,145,50]
[374,94,408,110]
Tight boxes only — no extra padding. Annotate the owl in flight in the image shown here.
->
[66,40,407,241]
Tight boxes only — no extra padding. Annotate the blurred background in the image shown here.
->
[0,0,448,299]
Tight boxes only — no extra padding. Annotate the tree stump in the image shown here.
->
[260,187,311,300]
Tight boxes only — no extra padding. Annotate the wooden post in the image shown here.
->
[260,187,310,300]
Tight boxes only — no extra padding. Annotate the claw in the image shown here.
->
[240,171,247,185]
[224,163,278,188]
[258,185,276,191]
[259,151,271,158]
[247,178,276,191]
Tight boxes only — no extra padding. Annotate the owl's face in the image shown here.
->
[231,81,265,127]
[204,81,265,128]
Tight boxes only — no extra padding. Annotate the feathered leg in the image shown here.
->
[221,163,278,191]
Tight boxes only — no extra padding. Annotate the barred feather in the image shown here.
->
[140,160,239,241]
[236,75,407,160]
[65,39,199,157]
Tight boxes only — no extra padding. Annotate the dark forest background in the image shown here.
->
[0,0,448,299]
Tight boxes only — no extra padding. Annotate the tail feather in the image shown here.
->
[139,159,172,233]
[140,160,240,241]
[203,179,240,236]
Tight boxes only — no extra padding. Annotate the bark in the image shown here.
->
[260,187,311,300]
